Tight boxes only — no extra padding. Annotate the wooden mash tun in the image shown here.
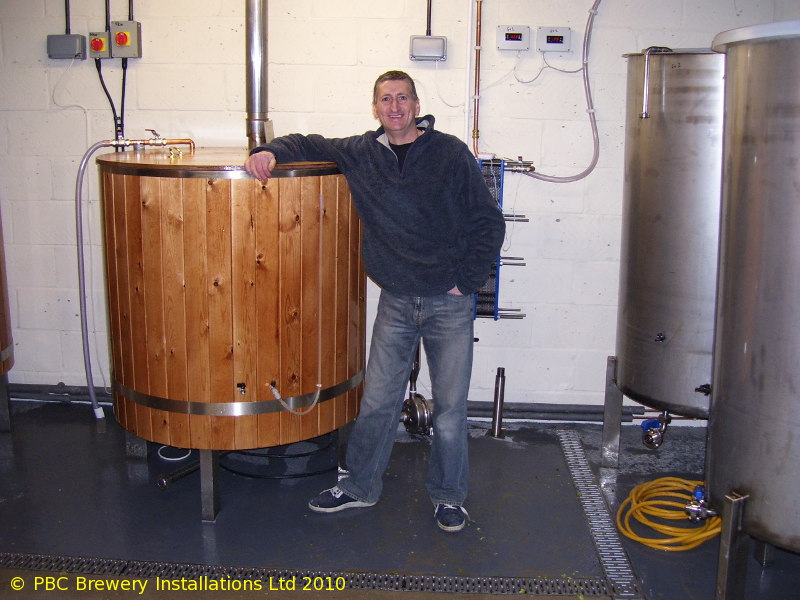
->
[97,152,365,450]
[96,1,365,518]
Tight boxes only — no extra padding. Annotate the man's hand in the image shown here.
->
[448,286,462,296]
[244,151,277,182]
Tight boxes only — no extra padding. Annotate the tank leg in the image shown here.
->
[200,449,220,522]
[601,356,623,468]
[754,540,774,568]
[124,430,148,458]
[715,491,750,600]
[0,374,10,432]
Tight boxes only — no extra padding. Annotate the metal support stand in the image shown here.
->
[715,491,750,600]
[410,343,421,397]
[124,430,147,458]
[125,430,220,521]
[0,374,10,432]
[754,540,775,568]
[601,356,624,468]
[487,367,506,438]
[200,449,220,522]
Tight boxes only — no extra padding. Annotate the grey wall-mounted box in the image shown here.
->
[47,34,87,60]
[410,35,447,61]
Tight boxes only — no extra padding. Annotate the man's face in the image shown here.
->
[372,79,421,144]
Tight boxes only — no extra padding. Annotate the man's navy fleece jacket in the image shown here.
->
[249,115,506,298]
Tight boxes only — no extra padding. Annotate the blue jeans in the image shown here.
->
[337,289,475,507]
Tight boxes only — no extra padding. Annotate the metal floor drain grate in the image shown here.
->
[558,430,642,599]
[1,552,612,596]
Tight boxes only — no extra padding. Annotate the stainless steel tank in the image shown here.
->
[615,49,725,418]
[706,20,800,553]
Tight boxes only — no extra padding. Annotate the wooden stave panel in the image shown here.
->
[231,176,258,449]
[206,178,235,449]
[101,165,363,450]
[255,179,281,447]
[161,178,190,449]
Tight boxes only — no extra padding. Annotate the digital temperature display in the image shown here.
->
[547,35,564,44]
[497,25,530,51]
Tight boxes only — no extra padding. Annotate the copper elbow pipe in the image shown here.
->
[161,139,196,152]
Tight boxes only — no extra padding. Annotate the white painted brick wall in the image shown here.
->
[0,0,797,408]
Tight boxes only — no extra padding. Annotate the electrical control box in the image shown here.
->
[537,27,571,52]
[89,31,110,59]
[47,34,87,60]
[110,20,142,58]
[409,35,447,61]
[496,25,530,51]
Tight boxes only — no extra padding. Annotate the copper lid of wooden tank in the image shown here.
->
[96,146,340,179]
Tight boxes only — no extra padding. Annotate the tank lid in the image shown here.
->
[622,47,713,58]
[712,19,800,52]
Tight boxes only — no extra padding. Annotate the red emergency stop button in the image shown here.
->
[115,31,130,46]
[90,37,105,51]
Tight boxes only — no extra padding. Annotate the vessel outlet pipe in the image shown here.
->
[641,411,671,449]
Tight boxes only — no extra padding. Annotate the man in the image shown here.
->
[244,70,505,532]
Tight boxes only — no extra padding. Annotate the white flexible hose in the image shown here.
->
[75,140,116,419]
[525,0,602,183]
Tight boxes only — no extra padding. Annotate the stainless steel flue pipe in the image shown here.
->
[246,0,274,149]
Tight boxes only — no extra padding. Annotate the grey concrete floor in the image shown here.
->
[1,399,799,600]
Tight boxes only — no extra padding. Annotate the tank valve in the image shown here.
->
[641,411,671,449]
[695,383,712,396]
[685,485,717,523]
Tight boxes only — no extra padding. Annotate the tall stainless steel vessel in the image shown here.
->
[707,20,800,552]
[616,49,725,418]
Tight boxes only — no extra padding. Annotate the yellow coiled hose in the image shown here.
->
[616,476,721,551]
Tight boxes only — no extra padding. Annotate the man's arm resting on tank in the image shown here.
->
[244,150,277,182]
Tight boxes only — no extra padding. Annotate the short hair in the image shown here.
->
[372,70,419,104]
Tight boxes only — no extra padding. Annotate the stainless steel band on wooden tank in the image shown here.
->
[0,344,12,363]
[113,369,364,417]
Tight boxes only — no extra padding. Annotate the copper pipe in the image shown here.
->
[163,138,196,152]
[117,138,196,152]
[471,0,483,156]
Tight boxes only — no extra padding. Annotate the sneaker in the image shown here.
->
[434,503,469,532]
[308,486,376,513]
